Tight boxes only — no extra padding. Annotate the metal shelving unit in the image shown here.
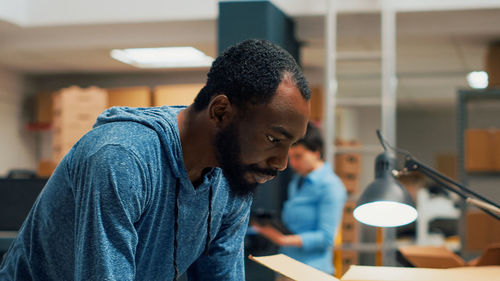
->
[457,89,500,258]
[323,0,500,271]
[324,0,398,268]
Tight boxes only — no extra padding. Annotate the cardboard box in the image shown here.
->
[52,113,97,154]
[53,110,102,124]
[335,154,361,175]
[399,246,466,268]
[37,161,57,178]
[249,254,500,281]
[52,110,99,130]
[52,126,89,146]
[343,201,356,216]
[399,243,500,268]
[495,130,500,171]
[435,153,458,181]
[465,129,497,172]
[309,87,324,121]
[36,91,54,124]
[486,41,500,87]
[51,86,107,163]
[466,211,500,251]
[107,86,151,108]
[53,86,107,113]
[340,250,358,275]
[339,173,359,195]
[341,220,359,244]
[342,201,356,224]
[153,84,203,106]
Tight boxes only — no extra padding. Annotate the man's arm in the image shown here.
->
[73,144,147,281]
[186,196,252,281]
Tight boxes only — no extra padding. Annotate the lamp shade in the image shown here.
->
[353,152,417,227]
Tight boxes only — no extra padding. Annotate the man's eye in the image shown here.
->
[267,135,280,143]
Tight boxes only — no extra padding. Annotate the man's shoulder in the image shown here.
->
[71,122,163,166]
[94,121,160,146]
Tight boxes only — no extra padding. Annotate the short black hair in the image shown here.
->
[293,122,324,159]
[193,39,311,111]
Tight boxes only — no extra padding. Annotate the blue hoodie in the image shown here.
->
[0,106,252,281]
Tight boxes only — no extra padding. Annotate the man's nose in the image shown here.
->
[268,148,289,172]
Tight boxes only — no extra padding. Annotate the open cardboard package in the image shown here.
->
[398,243,500,268]
[249,252,500,281]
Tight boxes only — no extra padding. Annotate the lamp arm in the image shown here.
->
[375,130,500,220]
[403,156,500,221]
[404,156,500,209]
[466,198,500,216]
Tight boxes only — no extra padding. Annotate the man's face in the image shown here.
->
[288,144,321,176]
[215,78,310,197]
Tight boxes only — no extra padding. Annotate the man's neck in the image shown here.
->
[177,106,218,185]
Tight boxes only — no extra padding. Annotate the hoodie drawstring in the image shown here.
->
[173,178,180,281]
[204,185,213,256]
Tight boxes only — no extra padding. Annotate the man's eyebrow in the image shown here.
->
[270,126,294,140]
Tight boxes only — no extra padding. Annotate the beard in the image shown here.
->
[214,121,278,198]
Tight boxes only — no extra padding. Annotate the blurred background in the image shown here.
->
[0,0,499,279]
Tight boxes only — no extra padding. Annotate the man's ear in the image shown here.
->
[208,94,234,127]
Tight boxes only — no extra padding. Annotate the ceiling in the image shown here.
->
[1,8,500,106]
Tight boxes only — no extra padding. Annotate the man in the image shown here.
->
[0,39,310,280]
[253,122,346,276]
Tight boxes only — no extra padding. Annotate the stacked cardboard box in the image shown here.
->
[465,129,500,172]
[153,84,203,107]
[335,140,362,244]
[399,243,500,268]
[37,160,58,178]
[52,86,107,163]
[309,87,324,122]
[466,211,500,251]
[340,250,358,276]
[335,200,361,275]
[335,140,361,195]
[36,91,54,125]
[486,41,500,88]
[107,86,151,108]
[341,201,359,244]
[333,140,362,273]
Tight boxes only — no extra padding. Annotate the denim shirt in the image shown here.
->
[281,163,346,274]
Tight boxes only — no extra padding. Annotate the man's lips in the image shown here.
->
[253,172,276,184]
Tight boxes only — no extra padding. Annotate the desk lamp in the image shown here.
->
[354,130,500,228]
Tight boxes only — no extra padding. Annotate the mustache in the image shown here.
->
[247,165,278,177]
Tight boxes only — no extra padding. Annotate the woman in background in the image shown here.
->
[253,122,347,278]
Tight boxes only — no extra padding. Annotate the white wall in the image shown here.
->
[0,67,37,176]
[0,0,27,25]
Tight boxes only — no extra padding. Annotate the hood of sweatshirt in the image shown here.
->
[94,105,187,180]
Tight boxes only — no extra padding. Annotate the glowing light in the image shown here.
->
[110,47,213,68]
[354,201,418,227]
